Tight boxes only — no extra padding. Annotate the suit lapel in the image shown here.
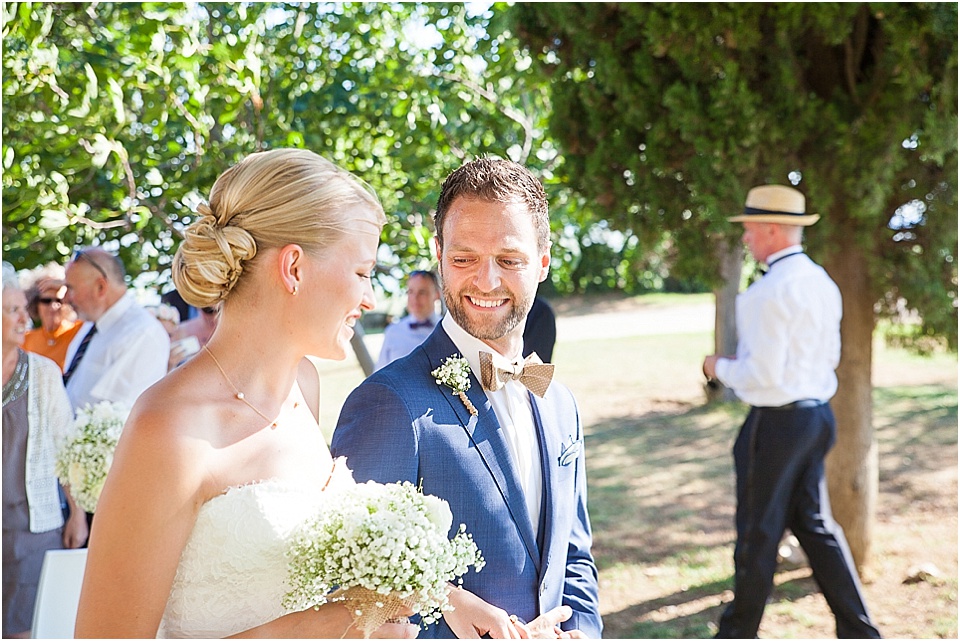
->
[423,329,541,570]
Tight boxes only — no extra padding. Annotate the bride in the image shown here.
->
[74,149,418,638]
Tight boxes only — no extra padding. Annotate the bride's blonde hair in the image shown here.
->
[173,149,385,308]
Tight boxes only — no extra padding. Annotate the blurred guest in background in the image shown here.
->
[62,248,169,411]
[147,303,181,338]
[522,293,556,363]
[22,264,84,372]
[3,262,88,638]
[170,305,220,358]
[374,270,441,371]
[147,303,190,371]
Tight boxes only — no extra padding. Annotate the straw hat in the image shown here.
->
[727,185,820,226]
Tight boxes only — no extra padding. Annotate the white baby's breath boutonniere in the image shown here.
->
[431,354,478,417]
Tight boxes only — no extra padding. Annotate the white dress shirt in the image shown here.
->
[375,313,440,371]
[715,246,842,407]
[442,314,543,540]
[64,292,171,411]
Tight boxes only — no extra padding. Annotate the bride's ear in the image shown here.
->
[277,244,304,296]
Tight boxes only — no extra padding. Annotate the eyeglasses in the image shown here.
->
[72,249,108,280]
[38,297,64,306]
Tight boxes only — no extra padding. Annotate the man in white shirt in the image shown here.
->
[703,185,880,638]
[63,248,170,411]
[374,270,441,371]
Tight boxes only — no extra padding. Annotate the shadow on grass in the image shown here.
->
[585,402,746,567]
[587,383,957,638]
[604,571,824,638]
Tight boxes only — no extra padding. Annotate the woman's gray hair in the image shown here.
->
[2,262,20,292]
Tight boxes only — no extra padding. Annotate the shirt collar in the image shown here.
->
[407,313,440,327]
[441,313,524,376]
[95,292,134,332]
[765,245,803,267]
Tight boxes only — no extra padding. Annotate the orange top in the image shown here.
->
[23,320,85,372]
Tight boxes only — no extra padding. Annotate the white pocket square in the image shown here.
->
[558,439,582,466]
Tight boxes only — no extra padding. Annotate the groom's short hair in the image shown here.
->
[434,157,550,252]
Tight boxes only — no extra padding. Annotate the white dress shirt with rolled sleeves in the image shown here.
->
[715,247,842,407]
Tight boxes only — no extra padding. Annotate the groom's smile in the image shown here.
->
[436,197,549,356]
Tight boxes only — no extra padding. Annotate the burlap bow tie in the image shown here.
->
[478,351,555,397]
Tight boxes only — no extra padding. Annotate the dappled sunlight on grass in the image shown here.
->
[586,382,956,638]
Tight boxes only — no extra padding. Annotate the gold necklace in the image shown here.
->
[203,344,278,428]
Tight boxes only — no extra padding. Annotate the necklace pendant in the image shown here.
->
[236,392,245,400]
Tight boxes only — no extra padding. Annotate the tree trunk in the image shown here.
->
[350,323,376,377]
[823,244,879,572]
[707,238,743,402]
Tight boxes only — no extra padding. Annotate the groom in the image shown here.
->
[332,158,602,639]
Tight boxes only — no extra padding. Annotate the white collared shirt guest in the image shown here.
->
[63,249,169,410]
[374,270,442,371]
[715,243,841,407]
[703,185,879,639]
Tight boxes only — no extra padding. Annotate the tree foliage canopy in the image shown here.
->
[513,2,958,347]
[3,2,565,296]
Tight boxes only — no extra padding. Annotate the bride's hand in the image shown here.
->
[515,606,577,639]
[363,604,418,639]
[444,586,521,639]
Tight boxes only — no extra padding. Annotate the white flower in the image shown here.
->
[431,355,478,417]
[55,401,129,513]
[431,355,472,395]
[421,494,453,534]
[283,481,485,631]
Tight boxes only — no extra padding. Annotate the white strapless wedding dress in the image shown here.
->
[157,462,353,638]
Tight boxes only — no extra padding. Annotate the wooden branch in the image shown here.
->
[438,71,536,163]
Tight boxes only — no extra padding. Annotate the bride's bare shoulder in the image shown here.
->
[124,360,219,441]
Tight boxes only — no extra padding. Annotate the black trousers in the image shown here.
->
[716,404,881,639]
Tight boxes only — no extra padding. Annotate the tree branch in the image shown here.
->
[439,72,536,163]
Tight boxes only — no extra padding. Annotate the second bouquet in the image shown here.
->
[283,479,485,637]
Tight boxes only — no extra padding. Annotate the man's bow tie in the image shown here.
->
[478,351,555,398]
[409,319,434,330]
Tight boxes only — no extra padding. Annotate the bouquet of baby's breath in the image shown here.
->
[54,401,129,513]
[283,480,485,637]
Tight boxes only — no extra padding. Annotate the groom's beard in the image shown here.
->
[442,285,532,342]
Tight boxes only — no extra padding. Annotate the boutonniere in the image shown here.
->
[558,434,582,466]
[431,354,478,417]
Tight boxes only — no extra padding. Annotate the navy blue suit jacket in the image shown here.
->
[332,326,602,638]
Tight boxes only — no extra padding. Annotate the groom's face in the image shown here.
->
[436,196,550,356]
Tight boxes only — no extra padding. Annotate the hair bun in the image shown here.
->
[172,204,258,308]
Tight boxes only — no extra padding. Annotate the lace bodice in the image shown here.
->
[157,462,353,638]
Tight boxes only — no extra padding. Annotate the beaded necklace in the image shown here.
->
[2,350,29,406]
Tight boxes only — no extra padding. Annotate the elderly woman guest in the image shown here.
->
[2,263,88,638]
[22,264,84,372]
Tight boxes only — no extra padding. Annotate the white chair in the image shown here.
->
[31,548,88,639]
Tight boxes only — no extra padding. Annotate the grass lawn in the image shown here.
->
[318,296,957,638]
[565,332,957,639]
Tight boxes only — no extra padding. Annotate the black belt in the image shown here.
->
[758,399,825,411]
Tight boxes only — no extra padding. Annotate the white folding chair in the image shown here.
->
[30,548,88,639]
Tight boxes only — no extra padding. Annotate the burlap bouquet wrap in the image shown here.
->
[284,475,485,637]
[329,586,417,638]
